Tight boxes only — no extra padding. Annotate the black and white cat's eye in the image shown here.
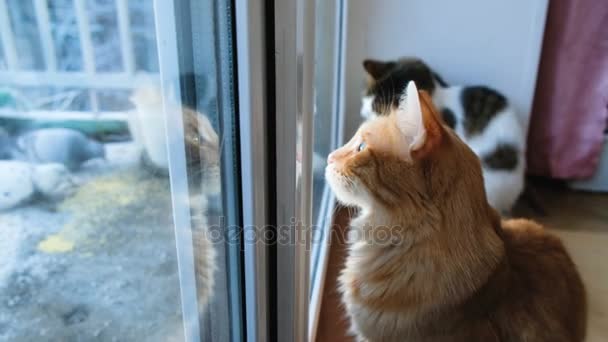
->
[357,141,367,152]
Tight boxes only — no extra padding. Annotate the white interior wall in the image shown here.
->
[341,0,549,139]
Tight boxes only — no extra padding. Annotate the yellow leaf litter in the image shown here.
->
[36,169,170,254]
[37,235,74,253]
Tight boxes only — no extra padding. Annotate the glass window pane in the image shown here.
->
[168,0,243,340]
[309,0,341,331]
[312,0,336,221]
[0,1,240,341]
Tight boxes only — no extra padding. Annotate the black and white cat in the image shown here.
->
[360,58,525,213]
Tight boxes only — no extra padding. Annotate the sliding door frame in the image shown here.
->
[272,0,316,340]
[234,0,270,341]
[308,0,348,336]
[153,1,201,340]
[235,0,317,340]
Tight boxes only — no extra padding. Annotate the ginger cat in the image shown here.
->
[325,81,586,342]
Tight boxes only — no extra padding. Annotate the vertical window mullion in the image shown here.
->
[235,0,270,341]
[273,0,316,340]
[152,1,201,340]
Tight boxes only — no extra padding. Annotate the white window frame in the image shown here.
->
[152,1,202,341]
[308,0,348,339]
[272,0,318,340]
[234,0,270,341]
[236,0,320,340]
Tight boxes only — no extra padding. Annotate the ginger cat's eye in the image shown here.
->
[357,141,367,152]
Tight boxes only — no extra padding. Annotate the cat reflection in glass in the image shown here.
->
[129,86,219,313]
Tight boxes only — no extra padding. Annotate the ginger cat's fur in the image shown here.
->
[325,82,586,342]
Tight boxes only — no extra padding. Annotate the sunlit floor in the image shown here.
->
[514,180,608,342]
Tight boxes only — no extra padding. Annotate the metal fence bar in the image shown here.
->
[0,71,158,89]
[0,0,159,114]
[70,0,94,113]
[116,0,135,74]
[89,89,99,114]
[34,0,57,71]
[73,0,99,113]
[0,0,18,70]
[0,109,128,121]
[73,0,95,73]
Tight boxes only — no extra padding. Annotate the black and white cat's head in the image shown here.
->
[361,57,446,119]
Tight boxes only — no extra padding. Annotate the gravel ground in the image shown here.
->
[0,143,185,341]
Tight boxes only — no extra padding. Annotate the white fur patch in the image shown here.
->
[325,164,373,209]
[360,95,376,119]
[129,86,170,170]
[432,86,525,212]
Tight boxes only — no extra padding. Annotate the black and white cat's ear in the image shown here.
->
[396,81,426,152]
[363,59,395,80]
[395,81,444,158]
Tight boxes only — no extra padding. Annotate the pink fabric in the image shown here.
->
[527,0,608,179]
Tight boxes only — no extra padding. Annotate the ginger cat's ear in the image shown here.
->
[363,59,395,80]
[396,81,443,158]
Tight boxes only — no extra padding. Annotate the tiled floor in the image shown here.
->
[317,180,608,341]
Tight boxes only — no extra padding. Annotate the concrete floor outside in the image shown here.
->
[0,143,186,341]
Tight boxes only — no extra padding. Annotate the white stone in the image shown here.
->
[0,161,35,210]
[32,163,77,200]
